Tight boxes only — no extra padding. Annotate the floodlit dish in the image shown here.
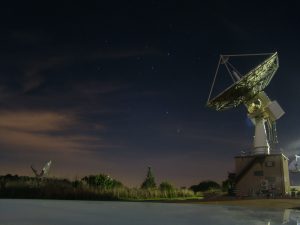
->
[207,52,279,111]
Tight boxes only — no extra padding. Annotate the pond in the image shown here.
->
[0,199,299,225]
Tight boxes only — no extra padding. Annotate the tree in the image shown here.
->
[82,174,122,189]
[159,181,174,191]
[222,173,236,196]
[141,167,156,189]
[190,180,221,192]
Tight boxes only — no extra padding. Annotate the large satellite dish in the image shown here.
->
[207,52,279,111]
[207,52,284,155]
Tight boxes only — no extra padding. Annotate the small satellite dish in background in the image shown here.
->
[31,160,52,178]
[289,155,300,173]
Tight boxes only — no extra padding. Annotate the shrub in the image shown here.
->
[81,174,123,189]
[190,180,221,192]
[159,181,174,191]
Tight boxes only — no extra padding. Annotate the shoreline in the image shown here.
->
[1,197,300,210]
[143,198,300,209]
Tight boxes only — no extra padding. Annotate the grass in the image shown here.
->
[0,175,199,201]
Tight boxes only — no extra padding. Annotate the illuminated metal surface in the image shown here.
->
[289,155,300,173]
[31,160,52,178]
[207,52,279,111]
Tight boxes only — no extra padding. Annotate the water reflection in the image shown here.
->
[0,199,299,225]
[202,206,300,225]
[283,209,300,224]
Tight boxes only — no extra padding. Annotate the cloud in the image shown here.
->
[0,85,15,101]
[19,47,159,93]
[0,129,77,151]
[10,30,50,44]
[286,138,300,155]
[0,111,74,132]
[0,110,119,178]
[0,110,111,153]
[22,56,67,93]
[74,81,131,96]
[158,120,249,148]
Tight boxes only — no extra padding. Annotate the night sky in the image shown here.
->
[0,1,300,187]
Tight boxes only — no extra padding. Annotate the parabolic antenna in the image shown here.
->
[207,52,279,111]
[289,155,300,173]
[207,52,284,155]
[31,160,52,178]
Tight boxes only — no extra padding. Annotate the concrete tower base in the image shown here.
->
[234,153,290,197]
